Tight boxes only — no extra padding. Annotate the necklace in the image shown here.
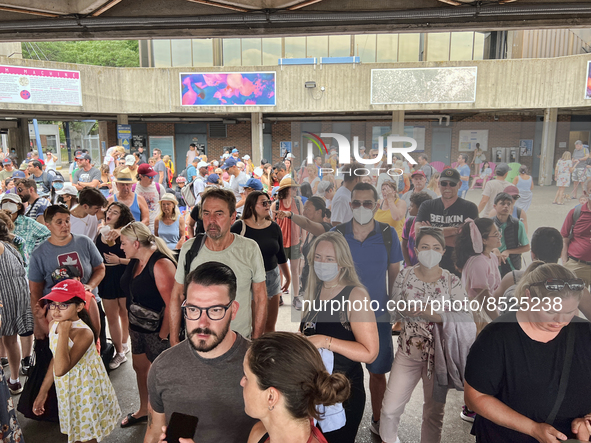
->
[323,282,339,289]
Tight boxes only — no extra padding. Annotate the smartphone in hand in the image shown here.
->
[165,412,198,443]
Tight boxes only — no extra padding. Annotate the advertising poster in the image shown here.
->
[586,60,591,99]
[459,130,489,152]
[519,139,533,156]
[0,65,82,106]
[180,72,276,106]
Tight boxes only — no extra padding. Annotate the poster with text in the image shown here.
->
[0,65,82,106]
[459,130,489,152]
[180,72,276,106]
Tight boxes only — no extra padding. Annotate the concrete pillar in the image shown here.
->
[8,118,30,164]
[251,112,264,168]
[539,108,557,186]
[0,42,21,58]
[391,110,405,137]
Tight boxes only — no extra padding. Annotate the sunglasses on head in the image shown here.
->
[351,200,376,210]
[440,181,457,187]
[530,279,586,292]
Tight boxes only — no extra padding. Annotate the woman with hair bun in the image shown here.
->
[119,221,177,428]
[243,332,350,443]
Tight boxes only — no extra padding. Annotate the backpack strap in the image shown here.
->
[240,219,246,236]
[377,221,393,264]
[132,183,136,192]
[569,204,583,239]
[155,182,161,193]
[183,233,206,276]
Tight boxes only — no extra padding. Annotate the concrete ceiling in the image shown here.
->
[1,0,591,41]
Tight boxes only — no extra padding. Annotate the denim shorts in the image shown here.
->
[265,266,282,298]
[129,329,170,363]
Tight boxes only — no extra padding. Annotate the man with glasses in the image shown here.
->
[145,261,256,443]
[331,181,404,436]
[15,178,50,224]
[170,188,266,343]
[415,168,478,276]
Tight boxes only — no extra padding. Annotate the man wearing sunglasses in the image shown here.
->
[332,181,404,436]
[145,262,256,443]
[415,168,478,276]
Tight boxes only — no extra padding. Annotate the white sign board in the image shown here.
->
[0,65,82,106]
[459,130,488,152]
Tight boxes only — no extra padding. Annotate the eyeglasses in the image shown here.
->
[530,279,586,292]
[260,201,271,207]
[123,222,139,239]
[351,200,376,210]
[181,300,233,321]
[16,187,25,193]
[439,181,457,187]
[48,302,73,311]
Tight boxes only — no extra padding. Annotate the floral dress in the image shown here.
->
[49,320,121,443]
[391,265,467,378]
[556,159,572,187]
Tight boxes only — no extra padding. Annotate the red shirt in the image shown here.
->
[560,203,591,262]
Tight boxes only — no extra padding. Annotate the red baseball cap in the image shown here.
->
[411,170,426,178]
[40,279,86,304]
[137,163,157,177]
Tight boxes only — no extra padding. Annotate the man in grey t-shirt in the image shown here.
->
[152,148,167,185]
[72,152,101,190]
[145,262,256,443]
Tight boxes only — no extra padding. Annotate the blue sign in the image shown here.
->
[122,139,130,150]
[117,124,132,140]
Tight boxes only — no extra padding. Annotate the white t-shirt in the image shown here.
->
[229,171,248,215]
[193,177,206,204]
[69,209,99,242]
[186,149,197,166]
[331,185,353,225]
[481,179,510,216]
[135,182,165,232]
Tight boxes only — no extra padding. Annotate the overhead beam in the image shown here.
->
[91,0,123,17]
[185,0,251,13]
[0,5,61,17]
[287,0,324,11]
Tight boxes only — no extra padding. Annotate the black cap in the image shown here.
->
[440,168,461,184]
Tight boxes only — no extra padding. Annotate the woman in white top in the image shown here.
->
[45,150,57,170]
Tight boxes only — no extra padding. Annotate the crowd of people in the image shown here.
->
[0,143,589,443]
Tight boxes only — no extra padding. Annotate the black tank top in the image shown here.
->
[302,285,359,376]
[120,250,173,332]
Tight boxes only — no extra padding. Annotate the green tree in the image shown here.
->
[22,40,139,67]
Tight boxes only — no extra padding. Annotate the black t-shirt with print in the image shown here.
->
[465,311,591,443]
[415,197,478,273]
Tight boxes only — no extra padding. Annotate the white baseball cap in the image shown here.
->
[243,155,250,160]
[197,161,209,169]
[125,155,135,165]
[56,185,78,196]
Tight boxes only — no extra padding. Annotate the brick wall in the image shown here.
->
[207,122,251,162]
[271,121,291,165]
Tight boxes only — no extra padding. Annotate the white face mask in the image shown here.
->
[314,262,340,282]
[352,206,374,225]
[417,249,443,269]
[1,202,18,214]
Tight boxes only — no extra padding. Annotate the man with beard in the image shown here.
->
[145,262,256,443]
[169,187,267,344]
[16,178,50,224]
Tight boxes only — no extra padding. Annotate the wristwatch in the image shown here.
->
[289,211,293,218]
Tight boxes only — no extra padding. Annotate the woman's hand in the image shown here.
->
[33,391,48,416]
[306,334,329,350]
[104,252,120,265]
[105,229,120,242]
[275,210,290,220]
[280,277,291,293]
[529,422,567,443]
[571,414,591,441]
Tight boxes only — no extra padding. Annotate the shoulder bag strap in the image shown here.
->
[240,219,246,236]
[545,326,576,425]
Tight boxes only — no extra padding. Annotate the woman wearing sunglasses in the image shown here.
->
[464,262,591,443]
[119,221,177,428]
[230,191,290,333]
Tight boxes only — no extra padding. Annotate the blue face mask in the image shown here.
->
[53,182,64,191]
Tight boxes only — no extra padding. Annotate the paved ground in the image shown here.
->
[14,184,579,443]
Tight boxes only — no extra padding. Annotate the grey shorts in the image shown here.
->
[572,168,587,183]
[129,329,170,363]
[265,266,282,298]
